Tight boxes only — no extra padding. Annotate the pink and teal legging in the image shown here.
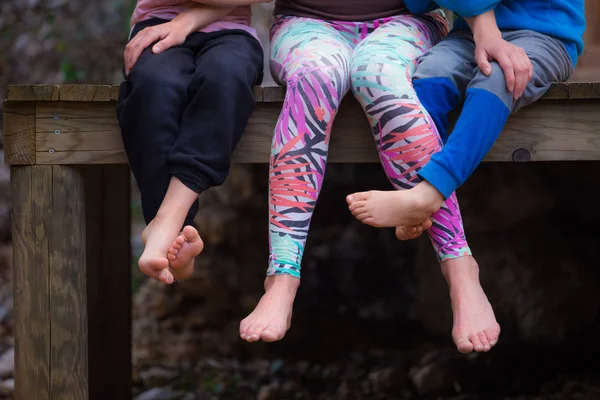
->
[268,11,471,278]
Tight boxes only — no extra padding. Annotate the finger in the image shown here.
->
[475,48,492,76]
[127,28,164,72]
[495,52,515,93]
[153,33,182,54]
[510,51,530,99]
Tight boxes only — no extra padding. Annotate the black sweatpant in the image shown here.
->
[117,18,264,227]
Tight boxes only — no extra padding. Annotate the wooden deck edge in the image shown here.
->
[3,96,600,166]
[6,81,600,102]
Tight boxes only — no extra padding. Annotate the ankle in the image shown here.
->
[413,181,444,214]
[264,274,300,293]
[441,256,480,284]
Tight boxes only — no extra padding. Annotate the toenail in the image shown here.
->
[348,195,354,201]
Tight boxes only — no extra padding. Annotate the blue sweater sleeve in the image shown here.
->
[403,0,438,15]
[433,0,500,17]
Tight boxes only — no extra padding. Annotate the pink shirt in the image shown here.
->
[131,1,257,39]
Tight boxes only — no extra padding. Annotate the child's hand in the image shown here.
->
[465,10,533,100]
[474,34,533,100]
[124,20,190,75]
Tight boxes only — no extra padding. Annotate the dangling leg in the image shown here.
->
[348,14,499,353]
[240,17,354,342]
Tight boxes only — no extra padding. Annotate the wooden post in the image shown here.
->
[85,165,132,400]
[12,165,132,400]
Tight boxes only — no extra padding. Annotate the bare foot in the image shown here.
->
[346,182,444,228]
[442,256,501,354]
[139,215,182,284]
[240,275,299,343]
[395,219,433,241]
[167,225,204,281]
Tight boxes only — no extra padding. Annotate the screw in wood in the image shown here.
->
[53,114,60,120]
[512,148,531,162]
[49,149,55,154]
[54,129,60,135]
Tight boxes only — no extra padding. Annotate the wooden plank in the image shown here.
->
[261,85,285,103]
[6,82,600,103]
[110,85,121,101]
[28,97,600,164]
[49,166,89,400]
[12,166,52,400]
[7,85,59,101]
[3,102,36,165]
[37,149,128,164]
[60,85,112,102]
[85,166,131,400]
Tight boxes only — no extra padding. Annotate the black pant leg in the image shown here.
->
[117,19,200,226]
[167,31,264,193]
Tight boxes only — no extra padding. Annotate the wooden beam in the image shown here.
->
[13,97,599,164]
[7,85,59,101]
[59,85,113,102]
[84,165,131,400]
[3,102,36,165]
[5,82,600,102]
[12,166,52,400]
[49,166,89,399]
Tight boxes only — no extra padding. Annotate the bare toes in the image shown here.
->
[348,201,367,212]
[470,333,484,352]
[249,323,266,342]
[478,332,491,352]
[485,327,499,347]
[455,337,474,354]
[347,192,370,204]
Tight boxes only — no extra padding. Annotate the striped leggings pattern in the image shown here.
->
[268,12,471,277]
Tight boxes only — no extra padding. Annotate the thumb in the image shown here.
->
[476,48,492,76]
[153,34,179,54]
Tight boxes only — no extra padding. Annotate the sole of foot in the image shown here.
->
[442,256,501,353]
[167,225,204,281]
[346,183,443,228]
[139,220,179,284]
[240,275,300,343]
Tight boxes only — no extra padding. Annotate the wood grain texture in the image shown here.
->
[59,85,112,102]
[49,166,89,400]
[84,166,131,400]
[3,102,36,165]
[7,85,59,101]
[12,166,52,400]
[4,82,600,103]
[25,97,600,164]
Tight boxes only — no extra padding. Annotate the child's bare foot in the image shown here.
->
[395,219,433,241]
[442,256,501,354]
[139,215,182,284]
[346,182,444,228]
[167,225,204,281]
[240,275,299,343]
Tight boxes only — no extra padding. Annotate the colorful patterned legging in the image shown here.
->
[268,12,472,278]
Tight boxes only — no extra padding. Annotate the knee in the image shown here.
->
[128,56,187,99]
[468,62,512,107]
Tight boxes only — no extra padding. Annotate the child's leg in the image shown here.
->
[165,31,263,277]
[419,30,573,199]
[118,20,203,283]
[118,26,263,284]
[347,15,499,353]
[240,17,353,343]
[348,13,471,261]
[412,31,476,142]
